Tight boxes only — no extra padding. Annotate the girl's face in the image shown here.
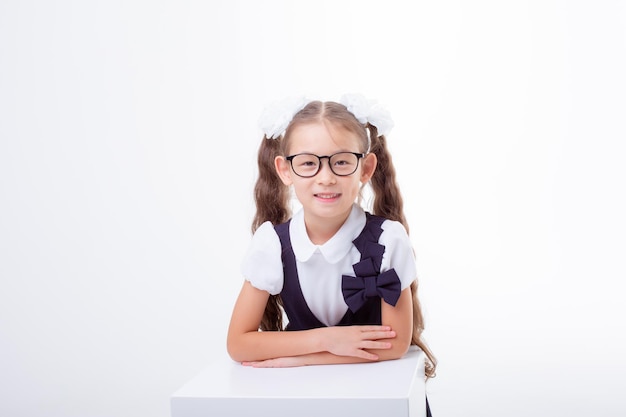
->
[275,121,377,235]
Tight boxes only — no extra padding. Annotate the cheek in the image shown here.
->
[291,178,311,192]
[345,177,363,193]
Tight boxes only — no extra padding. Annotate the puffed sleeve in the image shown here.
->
[379,220,417,290]
[240,221,284,295]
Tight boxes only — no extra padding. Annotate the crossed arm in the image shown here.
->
[226,281,413,367]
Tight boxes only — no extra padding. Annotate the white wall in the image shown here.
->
[1,1,624,416]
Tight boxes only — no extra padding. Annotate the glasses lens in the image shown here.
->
[329,152,359,176]
[291,154,320,177]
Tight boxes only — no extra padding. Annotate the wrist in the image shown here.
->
[310,327,329,353]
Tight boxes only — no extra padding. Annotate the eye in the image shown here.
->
[292,154,319,169]
[334,158,351,166]
[331,153,356,166]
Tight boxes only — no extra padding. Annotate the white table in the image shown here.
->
[171,347,426,417]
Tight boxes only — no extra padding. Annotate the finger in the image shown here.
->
[360,340,393,350]
[358,325,392,332]
[354,349,379,361]
[361,330,396,340]
[250,359,278,368]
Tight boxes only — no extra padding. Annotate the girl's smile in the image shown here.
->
[314,193,341,201]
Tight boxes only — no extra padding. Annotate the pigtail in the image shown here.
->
[410,280,437,378]
[252,136,291,232]
[251,136,290,331]
[260,295,284,331]
[368,125,437,378]
[367,125,409,232]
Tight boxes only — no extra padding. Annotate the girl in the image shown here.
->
[227,94,436,378]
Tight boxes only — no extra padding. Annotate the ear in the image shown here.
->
[360,152,377,183]
[275,155,293,186]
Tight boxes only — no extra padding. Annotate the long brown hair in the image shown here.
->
[252,100,436,378]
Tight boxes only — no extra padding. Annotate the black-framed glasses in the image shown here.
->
[285,152,365,178]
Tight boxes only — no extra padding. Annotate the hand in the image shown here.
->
[321,325,396,361]
[242,356,307,368]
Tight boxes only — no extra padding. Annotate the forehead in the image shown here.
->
[287,121,362,154]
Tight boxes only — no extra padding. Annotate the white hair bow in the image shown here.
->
[339,93,394,136]
[258,96,310,139]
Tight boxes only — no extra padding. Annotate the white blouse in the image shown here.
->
[241,204,417,327]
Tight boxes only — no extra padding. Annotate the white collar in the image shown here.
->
[290,204,366,264]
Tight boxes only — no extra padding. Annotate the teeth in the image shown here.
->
[316,193,339,199]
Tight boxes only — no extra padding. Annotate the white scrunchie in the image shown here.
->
[258,96,309,139]
[339,93,394,137]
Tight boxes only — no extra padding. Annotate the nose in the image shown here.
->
[316,158,336,184]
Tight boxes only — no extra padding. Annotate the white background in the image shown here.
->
[1,1,625,416]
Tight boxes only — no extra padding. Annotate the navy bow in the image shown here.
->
[342,257,401,313]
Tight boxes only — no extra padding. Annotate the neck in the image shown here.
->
[303,210,351,245]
